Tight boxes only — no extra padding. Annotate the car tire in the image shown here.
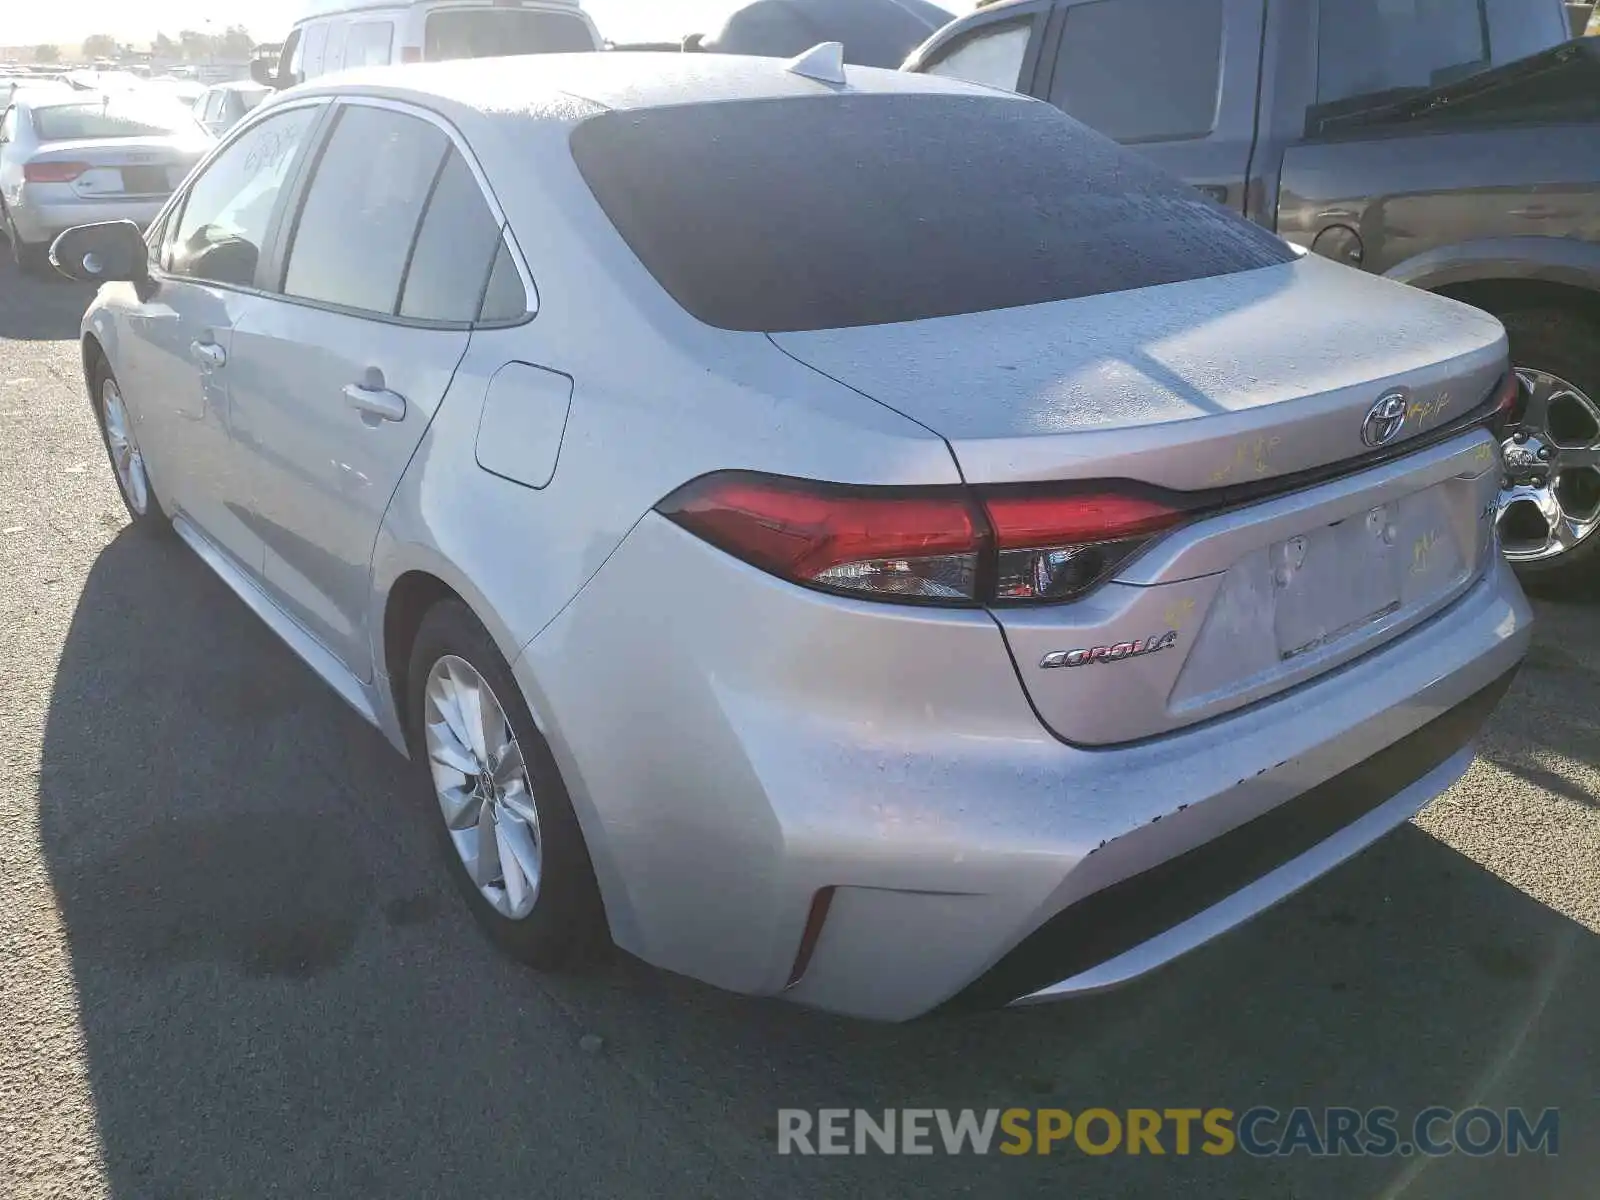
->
[90,354,170,531]
[1495,306,1600,590]
[5,214,50,277]
[406,599,609,969]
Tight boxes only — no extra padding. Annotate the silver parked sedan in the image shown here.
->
[59,51,1530,1020]
[0,90,211,274]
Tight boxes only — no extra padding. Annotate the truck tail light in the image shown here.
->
[24,160,89,183]
[399,46,423,63]
[1489,369,1523,436]
[657,472,1191,606]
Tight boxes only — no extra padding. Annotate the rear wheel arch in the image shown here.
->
[82,333,108,399]
[382,570,463,742]
[1429,277,1600,328]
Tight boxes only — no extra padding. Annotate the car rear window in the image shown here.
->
[425,10,597,60]
[569,94,1295,332]
[33,101,197,140]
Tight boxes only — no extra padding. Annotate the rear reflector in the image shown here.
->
[24,160,89,183]
[785,886,836,989]
[657,471,1188,606]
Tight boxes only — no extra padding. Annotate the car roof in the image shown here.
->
[293,48,1018,123]
[294,0,585,16]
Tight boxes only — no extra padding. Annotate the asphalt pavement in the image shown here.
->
[0,254,1597,1200]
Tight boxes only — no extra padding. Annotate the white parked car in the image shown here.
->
[57,52,1529,1020]
[193,81,272,136]
[252,0,601,89]
[0,91,211,274]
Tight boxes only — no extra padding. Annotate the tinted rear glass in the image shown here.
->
[34,101,197,140]
[570,94,1294,332]
[425,10,597,59]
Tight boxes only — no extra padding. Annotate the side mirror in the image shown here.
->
[49,221,149,285]
[250,58,278,88]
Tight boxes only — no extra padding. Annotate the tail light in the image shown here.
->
[1488,369,1523,437]
[657,471,1190,606]
[984,489,1189,601]
[24,160,89,183]
[399,46,423,63]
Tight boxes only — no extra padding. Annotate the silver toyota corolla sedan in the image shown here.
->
[57,50,1531,1020]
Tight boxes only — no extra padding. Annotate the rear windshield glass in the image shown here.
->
[425,10,597,59]
[570,94,1295,332]
[33,101,196,141]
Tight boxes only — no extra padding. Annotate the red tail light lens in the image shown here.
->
[1488,369,1523,436]
[24,160,89,184]
[658,472,1190,606]
[658,472,985,601]
[399,46,423,63]
[982,488,1189,601]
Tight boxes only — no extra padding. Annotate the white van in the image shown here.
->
[253,0,601,88]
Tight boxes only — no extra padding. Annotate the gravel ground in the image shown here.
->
[0,257,1595,1199]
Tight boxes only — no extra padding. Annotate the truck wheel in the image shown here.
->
[1494,307,1600,590]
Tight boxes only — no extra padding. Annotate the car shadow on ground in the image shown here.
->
[36,526,1599,1199]
[0,243,95,341]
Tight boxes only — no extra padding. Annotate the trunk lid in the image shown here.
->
[30,135,207,199]
[772,256,1509,745]
[769,256,1505,490]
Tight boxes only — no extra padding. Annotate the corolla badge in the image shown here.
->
[1361,391,1409,448]
[1040,630,1178,669]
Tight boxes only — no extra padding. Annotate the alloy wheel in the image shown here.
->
[423,655,543,920]
[1496,368,1600,563]
[101,377,149,517]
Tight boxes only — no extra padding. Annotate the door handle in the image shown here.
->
[190,339,226,368]
[343,370,407,423]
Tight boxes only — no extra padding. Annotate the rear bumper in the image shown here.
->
[961,664,1515,1011]
[519,515,1531,1021]
[9,193,165,245]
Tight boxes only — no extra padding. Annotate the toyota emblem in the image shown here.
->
[1361,392,1409,447]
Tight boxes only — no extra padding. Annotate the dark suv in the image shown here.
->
[908,0,1600,585]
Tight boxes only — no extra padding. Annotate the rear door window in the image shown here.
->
[424,9,597,60]
[1317,0,1491,105]
[323,20,351,74]
[570,93,1294,333]
[301,22,330,79]
[921,17,1035,91]
[478,240,527,323]
[346,21,395,67]
[281,105,448,314]
[1048,0,1225,143]
[398,151,506,322]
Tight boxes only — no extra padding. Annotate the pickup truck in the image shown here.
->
[907,0,1600,586]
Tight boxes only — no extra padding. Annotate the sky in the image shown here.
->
[6,0,982,47]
